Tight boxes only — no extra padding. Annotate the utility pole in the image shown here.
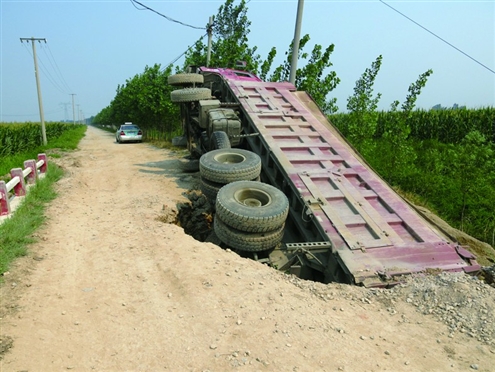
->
[289,0,304,86]
[70,94,76,124]
[20,37,47,145]
[60,102,70,122]
[206,16,213,67]
[76,104,80,124]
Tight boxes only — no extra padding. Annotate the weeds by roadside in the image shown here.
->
[0,125,86,278]
[0,163,64,277]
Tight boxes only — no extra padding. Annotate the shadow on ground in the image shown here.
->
[135,157,200,191]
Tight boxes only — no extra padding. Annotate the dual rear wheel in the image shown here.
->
[213,181,289,252]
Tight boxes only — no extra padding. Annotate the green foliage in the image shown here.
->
[333,68,434,185]
[0,123,85,176]
[259,47,276,82]
[183,2,340,114]
[46,124,86,151]
[0,163,64,275]
[210,0,260,71]
[0,122,77,157]
[404,107,495,143]
[0,124,83,272]
[93,64,180,141]
[269,34,309,82]
[344,55,382,157]
[410,134,495,247]
[184,0,261,72]
[96,0,341,141]
[376,69,433,183]
[445,131,495,232]
[268,34,340,114]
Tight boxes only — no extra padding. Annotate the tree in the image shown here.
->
[183,0,261,72]
[378,69,433,183]
[446,131,495,231]
[345,55,383,157]
[182,2,340,114]
[269,34,340,114]
[259,47,276,82]
[93,105,114,126]
[94,64,180,140]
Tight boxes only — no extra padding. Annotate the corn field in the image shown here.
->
[0,122,77,157]
[331,107,495,144]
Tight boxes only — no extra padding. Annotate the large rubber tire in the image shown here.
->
[178,157,200,172]
[200,177,223,205]
[200,149,261,184]
[214,217,284,252]
[216,181,289,233]
[171,88,211,103]
[209,131,231,150]
[168,73,204,86]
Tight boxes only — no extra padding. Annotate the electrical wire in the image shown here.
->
[21,41,70,95]
[379,0,495,75]
[162,33,208,70]
[36,51,70,95]
[43,44,73,93]
[129,0,206,30]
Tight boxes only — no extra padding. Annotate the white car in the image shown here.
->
[116,123,143,143]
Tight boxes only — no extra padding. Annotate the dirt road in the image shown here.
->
[1,126,494,371]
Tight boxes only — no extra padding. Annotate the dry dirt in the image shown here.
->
[0,126,494,372]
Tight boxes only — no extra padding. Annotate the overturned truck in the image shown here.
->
[169,66,480,287]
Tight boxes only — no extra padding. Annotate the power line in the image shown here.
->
[37,46,71,94]
[21,42,70,95]
[163,33,208,70]
[379,0,495,75]
[129,0,206,30]
[44,44,73,93]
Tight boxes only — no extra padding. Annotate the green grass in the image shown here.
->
[0,163,64,276]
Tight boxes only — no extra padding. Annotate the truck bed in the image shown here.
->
[227,79,480,287]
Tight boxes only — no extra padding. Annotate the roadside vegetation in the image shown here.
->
[0,123,86,176]
[0,124,86,276]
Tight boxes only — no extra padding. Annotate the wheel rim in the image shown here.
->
[234,188,272,208]
[213,152,246,165]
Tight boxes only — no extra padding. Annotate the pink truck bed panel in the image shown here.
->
[228,79,480,285]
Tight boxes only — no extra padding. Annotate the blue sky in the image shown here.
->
[1,0,494,122]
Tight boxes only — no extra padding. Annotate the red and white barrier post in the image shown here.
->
[0,153,48,218]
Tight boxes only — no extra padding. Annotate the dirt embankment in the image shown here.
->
[0,126,494,372]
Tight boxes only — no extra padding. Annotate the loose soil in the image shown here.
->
[0,126,494,372]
